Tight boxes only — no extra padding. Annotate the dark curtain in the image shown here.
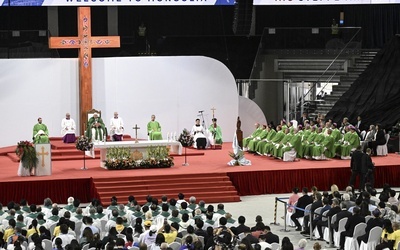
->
[0,178,96,206]
[326,35,400,128]
[227,165,400,196]
[343,5,400,49]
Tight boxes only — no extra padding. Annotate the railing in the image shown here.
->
[302,27,362,102]
[245,26,362,119]
[274,197,335,247]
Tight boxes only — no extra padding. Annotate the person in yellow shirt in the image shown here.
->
[3,219,16,243]
[391,222,400,250]
[157,223,178,244]
[376,220,400,250]
[26,219,40,238]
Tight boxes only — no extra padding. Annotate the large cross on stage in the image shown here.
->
[49,7,120,134]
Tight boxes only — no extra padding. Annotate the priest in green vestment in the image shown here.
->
[263,126,286,156]
[278,128,302,159]
[312,129,335,160]
[282,128,302,161]
[340,126,360,159]
[256,126,276,155]
[304,127,323,159]
[86,113,107,142]
[243,123,262,150]
[273,128,293,158]
[33,117,50,144]
[147,114,163,140]
[300,126,317,158]
[247,124,268,152]
[208,118,223,145]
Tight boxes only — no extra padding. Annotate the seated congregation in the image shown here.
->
[285,183,400,250]
[243,115,389,162]
[0,193,281,250]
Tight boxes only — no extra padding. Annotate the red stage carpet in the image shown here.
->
[1,141,399,206]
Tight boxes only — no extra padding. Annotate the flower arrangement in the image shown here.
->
[228,150,245,166]
[15,141,38,170]
[75,135,93,151]
[104,146,174,170]
[178,128,194,147]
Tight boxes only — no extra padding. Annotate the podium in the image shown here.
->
[35,144,52,176]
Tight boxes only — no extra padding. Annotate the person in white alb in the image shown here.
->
[191,119,208,149]
[110,112,124,141]
[61,113,76,143]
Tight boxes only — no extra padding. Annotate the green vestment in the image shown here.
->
[340,132,360,157]
[86,116,107,141]
[243,127,262,148]
[33,123,50,144]
[147,121,162,140]
[208,125,223,144]
[263,130,285,155]
[273,133,293,158]
[247,129,268,152]
[256,129,276,154]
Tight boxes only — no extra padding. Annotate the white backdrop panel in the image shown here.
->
[0,59,79,147]
[239,96,268,137]
[92,56,238,141]
[0,56,238,147]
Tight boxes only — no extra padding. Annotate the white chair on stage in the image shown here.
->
[323,214,337,243]
[334,217,348,247]
[376,134,390,156]
[344,222,366,250]
[359,226,382,250]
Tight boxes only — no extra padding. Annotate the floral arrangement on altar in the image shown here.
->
[75,135,93,151]
[178,128,194,147]
[104,146,174,170]
[15,141,38,170]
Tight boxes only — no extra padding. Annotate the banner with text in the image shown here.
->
[0,0,234,6]
[1,0,398,6]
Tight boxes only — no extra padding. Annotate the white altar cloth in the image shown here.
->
[93,140,182,168]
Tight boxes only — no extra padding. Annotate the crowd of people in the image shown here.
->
[286,183,400,250]
[0,193,284,250]
[1,185,400,250]
[242,114,388,162]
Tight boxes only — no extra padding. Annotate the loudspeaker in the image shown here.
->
[232,0,254,35]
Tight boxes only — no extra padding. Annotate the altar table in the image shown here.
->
[93,140,182,168]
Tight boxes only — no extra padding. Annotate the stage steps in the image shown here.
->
[92,173,241,206]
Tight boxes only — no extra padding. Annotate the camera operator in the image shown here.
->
[214,217,236,250]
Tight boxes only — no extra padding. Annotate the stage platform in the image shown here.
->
[0,141,399,206]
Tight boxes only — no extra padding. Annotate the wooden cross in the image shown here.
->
[37,146,49,168]
[211,107,216,118]
[48,7,120,134]
[132,124,140,143]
